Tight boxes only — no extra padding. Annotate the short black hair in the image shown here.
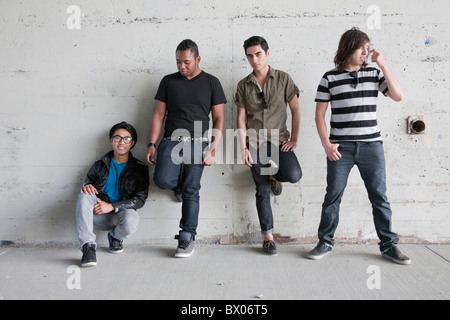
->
[109,121,138,148]
[176,39,199,58]
[243,36,269,54]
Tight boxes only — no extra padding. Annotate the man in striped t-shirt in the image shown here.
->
[315,67,388,142]
[308,28,411,265]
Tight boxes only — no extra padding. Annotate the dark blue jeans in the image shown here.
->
[250,142,302,234]
[318,141,399,253]
[153,140,206,236]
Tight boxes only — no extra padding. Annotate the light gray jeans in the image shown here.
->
[75,192,140,250]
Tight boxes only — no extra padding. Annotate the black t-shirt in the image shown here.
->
[154,71,227,138]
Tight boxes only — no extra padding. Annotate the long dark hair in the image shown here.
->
[334,27,370,71]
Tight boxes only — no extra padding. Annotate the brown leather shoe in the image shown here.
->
[263,240,278,256]
[270,177,282,196]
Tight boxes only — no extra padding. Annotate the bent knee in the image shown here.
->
[289,170,303,183]
[77,191,97,204]
[153,175,177,190]
[121,209,140,232]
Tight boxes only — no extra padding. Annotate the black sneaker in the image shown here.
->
[382,246,411,265]
[108,232,123,254]
[307,242,332,260]
[173,189,183,202]
[175,231,195,258]
[263,240,278,256]
[81,243,97,267]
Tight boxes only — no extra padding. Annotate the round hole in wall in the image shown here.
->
[411,120,426,134]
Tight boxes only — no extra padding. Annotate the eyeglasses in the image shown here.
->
[349,71,359,89]
[112,135,133,144]
[259,92,268,109]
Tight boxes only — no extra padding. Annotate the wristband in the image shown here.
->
[147,142,156,148]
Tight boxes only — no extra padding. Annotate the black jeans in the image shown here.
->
[249,142,302,234]
[153,140,206,236]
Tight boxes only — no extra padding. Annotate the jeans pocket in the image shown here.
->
[367,141,384,149]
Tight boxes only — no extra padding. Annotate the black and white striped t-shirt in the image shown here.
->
[315,67,389,142]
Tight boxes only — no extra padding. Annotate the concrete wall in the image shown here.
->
[1,0,449,246]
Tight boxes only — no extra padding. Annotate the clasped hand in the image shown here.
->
[80,184,114,214]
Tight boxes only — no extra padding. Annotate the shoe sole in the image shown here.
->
[81,261,97,267]
[175,249,194,258]
[109,248,124,254]
[382,254,411,265]
[307,250,331,260]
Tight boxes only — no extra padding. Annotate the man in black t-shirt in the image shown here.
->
[146,39,226,258]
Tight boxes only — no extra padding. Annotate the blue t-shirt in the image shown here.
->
[103,159,127,203]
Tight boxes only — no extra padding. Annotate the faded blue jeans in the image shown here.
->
[153,139,206,236]
[318,141,399,253]
[75,192,140,250]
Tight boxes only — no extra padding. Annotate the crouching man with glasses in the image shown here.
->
[76,121,149,267]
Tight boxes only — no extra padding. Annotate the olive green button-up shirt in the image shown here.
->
[235,66,299,148]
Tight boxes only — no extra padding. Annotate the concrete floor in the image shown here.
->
[1,244,449,301]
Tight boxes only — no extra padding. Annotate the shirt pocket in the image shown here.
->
[245,90,264,114]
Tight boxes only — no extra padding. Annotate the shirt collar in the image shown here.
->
[245,65,275,84]
[344,66,362,73]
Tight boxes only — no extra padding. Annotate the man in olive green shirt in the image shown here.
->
[235,36,302,255]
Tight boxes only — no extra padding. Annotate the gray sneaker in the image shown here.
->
[174,231,195,258]
[382,246,411,265]
[307,242,332,260]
